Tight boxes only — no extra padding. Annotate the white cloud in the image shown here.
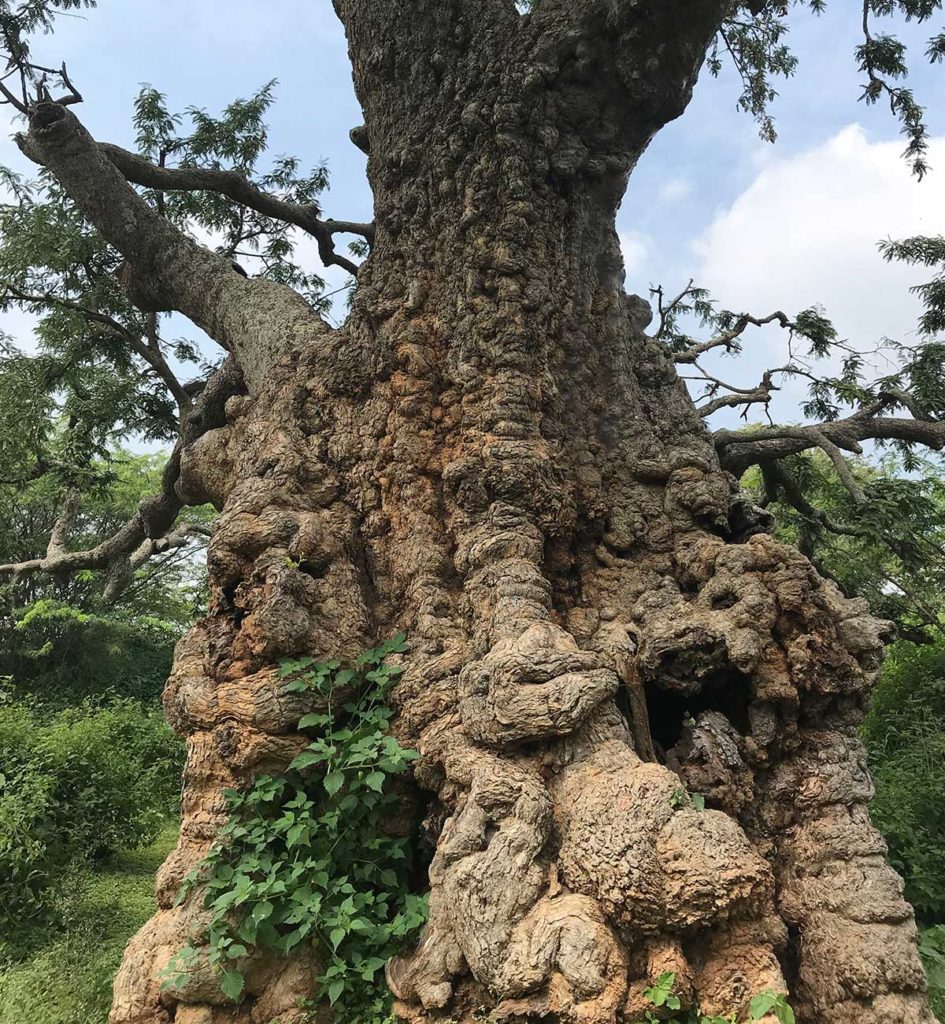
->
[688,125,945,422]
[658,177,693,204]
[619,230,655,279]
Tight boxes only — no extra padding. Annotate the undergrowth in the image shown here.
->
[0,822,177,1024]
[0,696,182,935]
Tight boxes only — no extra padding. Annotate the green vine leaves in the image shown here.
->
[643,971,795,1024]
[161,634,428,1024]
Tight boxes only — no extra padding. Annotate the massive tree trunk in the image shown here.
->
[33,3,927,1023]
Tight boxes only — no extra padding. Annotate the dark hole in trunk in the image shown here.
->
[296,558,328,580]
[219,581,247,627]
[412,790,439,894]
[644,667,752,756]
[781,922,802,996]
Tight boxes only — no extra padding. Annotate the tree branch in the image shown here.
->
[93,142,373,276]
[16,104,328,390]
[1,281,193,413]
[760,459,865,540]
[46,488,80,559]
[673,310,791,364]
[715,408,945,477]
[0,358,243,602]
[526,0,730,128]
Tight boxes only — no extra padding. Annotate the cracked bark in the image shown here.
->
[22,4,930,1023]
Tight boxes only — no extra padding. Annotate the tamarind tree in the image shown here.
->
[1,2,945,1023]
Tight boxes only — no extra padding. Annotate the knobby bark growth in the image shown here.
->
[16,3,936,1023]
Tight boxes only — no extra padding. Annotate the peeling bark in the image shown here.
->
[72,3,940,1023]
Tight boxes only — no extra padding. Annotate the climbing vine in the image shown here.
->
[161,634,428,1024]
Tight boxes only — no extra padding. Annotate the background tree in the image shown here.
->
[0,449,208,703]
[2,2,945,1024]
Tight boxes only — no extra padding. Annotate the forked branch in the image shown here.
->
[93,142,373,277]
[17,103,328,389]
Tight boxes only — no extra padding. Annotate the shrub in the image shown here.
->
[0,699,183,936]
[0,600,177,709]
[920,926,945,1023]
[864,639,945,921]
[0,823,177,1024]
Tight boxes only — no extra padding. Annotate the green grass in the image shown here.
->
[0,822,177,1024]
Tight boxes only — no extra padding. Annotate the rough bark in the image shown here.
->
[23,4,930,1023]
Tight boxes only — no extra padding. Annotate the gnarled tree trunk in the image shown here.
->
[29,3,930,1023]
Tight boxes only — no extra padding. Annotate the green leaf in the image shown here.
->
[298,712,331,728]
[750,992,778,1020]
[220,970,245,1002]
[290,750,325,771]
[324,771,345,796]
[251,900,273,924]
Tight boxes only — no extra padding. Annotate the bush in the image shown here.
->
[864,639,945,922]
[0,823,177,1024]
[0,600,177,709]
[920,926,945,1023]
[0,699,183,936]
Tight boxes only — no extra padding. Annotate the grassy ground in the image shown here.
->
[0,822,177,1024]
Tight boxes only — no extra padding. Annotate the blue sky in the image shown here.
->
[7,1,945,428]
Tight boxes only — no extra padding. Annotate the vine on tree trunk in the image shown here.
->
[642,971,794,1024]
[159,635,428,1024]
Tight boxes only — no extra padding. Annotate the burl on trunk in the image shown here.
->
[23,3,931,1024]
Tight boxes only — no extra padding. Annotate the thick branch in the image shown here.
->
[95,142,373,276]
[17,104,328,389]
[527,0,730,127]
[46,488,80,559]
[102,522,209,604]
[716,409,945,477]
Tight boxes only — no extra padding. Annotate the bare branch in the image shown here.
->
[0,55,81,113]
[93,141,372,276]
[673,310,791,364]
[652,280,694,341]
[685,363,792,420]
